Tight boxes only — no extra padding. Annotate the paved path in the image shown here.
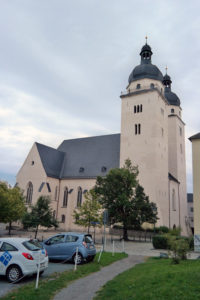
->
[53,255,145,300]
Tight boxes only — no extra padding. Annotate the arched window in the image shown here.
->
[172,189,176,211]
[140,104,143,112]
[135,124,137,135]
[61,215,65,223]
[171,108,174,114]
[136,83,141,89]
[26,182,33,204]
[77,187,82,207]
[137,105,140,113]
[150,83,154,89]
[63,187,68,207]
[54,186,58,201]
[53,210,56,219]
[134,106,137,113]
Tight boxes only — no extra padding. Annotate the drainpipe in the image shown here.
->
[168,180,171,228]
[178,183,180,227]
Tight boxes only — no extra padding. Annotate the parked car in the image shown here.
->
[0,238,48,283]
[43,232,96,264]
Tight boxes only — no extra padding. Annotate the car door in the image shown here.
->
[0,242,18,275]
[64,235,79,259]
[44,235,66,259]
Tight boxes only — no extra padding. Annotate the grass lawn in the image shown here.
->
[1,252,127,300]
[95,257,200,300]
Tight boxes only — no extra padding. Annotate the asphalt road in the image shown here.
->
[0,262,74,298]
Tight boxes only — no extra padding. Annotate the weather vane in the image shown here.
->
[165,66,168,74]
[145,35,148,44]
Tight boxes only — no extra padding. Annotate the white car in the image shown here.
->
[0,238,48,283]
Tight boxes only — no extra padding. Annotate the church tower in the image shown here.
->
[120,42,188,232]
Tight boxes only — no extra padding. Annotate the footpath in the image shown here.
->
[53,255,145,300]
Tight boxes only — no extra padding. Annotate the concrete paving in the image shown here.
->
[53,255,145,300]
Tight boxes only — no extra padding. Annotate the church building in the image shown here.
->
[16,42,189,234]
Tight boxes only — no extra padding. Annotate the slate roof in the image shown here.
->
[189,133,200,141]
[36,134,120,179]
[36,143,65,179]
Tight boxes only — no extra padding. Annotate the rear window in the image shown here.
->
[23,240,43,251]
[66,235,79,242]
[84,235,93,243]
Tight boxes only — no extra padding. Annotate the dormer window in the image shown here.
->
[31,161,34,165]
[79,167,84,173]
[150,83,154,89]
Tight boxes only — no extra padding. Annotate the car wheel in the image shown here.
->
[6,265,22,283]
[73,253,83,265]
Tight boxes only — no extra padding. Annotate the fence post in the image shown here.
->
[35,251,41,289]
[112,240,115,256]
[74,247,78,271]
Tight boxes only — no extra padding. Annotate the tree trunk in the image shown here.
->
[35,225,38,239]
[8,222,12,236]
[123,226,128,241]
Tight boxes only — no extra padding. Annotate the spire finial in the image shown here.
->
[165,66,168,74]
[145,35,148,44]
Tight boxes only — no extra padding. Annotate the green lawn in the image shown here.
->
[95,258,200,300]
[1,252,127,300]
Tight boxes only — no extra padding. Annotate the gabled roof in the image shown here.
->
[36,143,65,178]
[36,134,120,179]
[58,134,120,178]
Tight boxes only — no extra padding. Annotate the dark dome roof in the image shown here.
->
[164,87,180,106]
[140,44,152,55]
[128,63,163,83]
[163,74,171,82]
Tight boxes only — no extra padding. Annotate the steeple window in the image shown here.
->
[134,105,142,113]
[26,182,33,204]
[150,83,154,89]
[135,124,141,135]
[171,109,174,114]
[136,83,141,89]
[63,187,68,207]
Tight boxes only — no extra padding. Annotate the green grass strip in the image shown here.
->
[94,257,200,300]
[1,252,128,300]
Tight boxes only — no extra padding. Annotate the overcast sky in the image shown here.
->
[0,0,199,192]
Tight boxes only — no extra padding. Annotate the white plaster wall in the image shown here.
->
[120,78,169,227]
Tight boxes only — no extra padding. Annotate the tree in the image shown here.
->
[22,196,58,238]
[73,189,103,234]
[0,181,26,235]
[94,159,158,240]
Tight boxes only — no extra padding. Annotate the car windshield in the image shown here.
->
[84,235,93,243]
[22,240,43,251]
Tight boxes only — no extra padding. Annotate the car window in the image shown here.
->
[84,235,93,243]
[23,240,43,251]
[66,235,79,242]
[0,242,18,252]
[47,235,65,245]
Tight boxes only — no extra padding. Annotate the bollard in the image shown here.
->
[98,246,103,263]
[122,239,125,253]
[74,247,78,271]
[35,251,41,289]
[112,240,115,256]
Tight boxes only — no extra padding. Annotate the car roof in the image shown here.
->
[60,232,84,236]
[0,237,29,242]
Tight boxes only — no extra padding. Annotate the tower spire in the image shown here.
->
[145,35,148,45]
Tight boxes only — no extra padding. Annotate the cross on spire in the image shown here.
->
[145,35,148,44]
[165,66,168,74]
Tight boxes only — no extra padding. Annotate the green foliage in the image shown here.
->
[73,189,103,233]
[1,252,127,300]
[156,226,169,234]
[168,226,181,236]
[167,235,190,264]
[22,196,58,238]
[152,235,168,249]
[94,159,158,240]
[0,181,26,234]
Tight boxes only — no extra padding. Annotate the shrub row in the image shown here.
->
[152,235,194,250]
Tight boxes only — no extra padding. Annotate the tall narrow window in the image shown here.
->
[134,106,136,113]
[77,187,82,207]
[26,182,33,204]
[55,186,58,201]
[180,144,183,154]
[179,127,182,136]
[63,187,68,207]
[138,124,141,134]
[172,189,176,211]
[53,210,56,219]
[61,215,65,223]
[137,105,140,113]
[140,104,143,112]
[135,124,137,135]
[136,83,141,89]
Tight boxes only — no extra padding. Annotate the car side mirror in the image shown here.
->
[45,240,51,245]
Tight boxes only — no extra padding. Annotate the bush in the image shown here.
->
[152,235,168,249]
[168,235,190,264]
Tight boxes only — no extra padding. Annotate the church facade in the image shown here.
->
[16,42,189,234]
